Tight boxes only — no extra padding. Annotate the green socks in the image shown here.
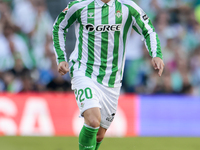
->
[79,125,99,150]
[95,141,102,150]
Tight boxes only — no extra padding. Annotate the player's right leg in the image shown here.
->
[84,107,101,128]
[71,76,102,150]
[79,107,101,150]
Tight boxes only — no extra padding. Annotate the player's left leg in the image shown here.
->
[92,80,121,150]
[95,126,107,150]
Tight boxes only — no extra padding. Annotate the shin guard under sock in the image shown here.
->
[79,125,99,150]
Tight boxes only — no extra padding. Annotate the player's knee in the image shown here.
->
[88,119,100,128]
[84,108,101,128]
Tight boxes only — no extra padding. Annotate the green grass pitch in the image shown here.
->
[0,137,199,150]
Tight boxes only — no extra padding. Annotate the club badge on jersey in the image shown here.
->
[115,10,122,18]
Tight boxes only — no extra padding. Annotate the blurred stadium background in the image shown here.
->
[0,0,200,150]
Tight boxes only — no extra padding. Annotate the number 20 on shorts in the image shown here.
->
[74,87,93,102]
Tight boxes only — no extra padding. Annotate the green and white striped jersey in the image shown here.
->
[53,0,163,88]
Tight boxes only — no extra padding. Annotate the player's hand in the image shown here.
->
[151,57,164,77]
[58,61,69,75]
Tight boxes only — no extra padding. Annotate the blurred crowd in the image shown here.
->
[0,0,71,92]
[0,0,200,95]
[123,0,200,95]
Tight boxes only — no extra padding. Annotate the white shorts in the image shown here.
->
[71,76,121,129]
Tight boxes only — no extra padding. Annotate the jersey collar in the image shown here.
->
[95,0,115,7]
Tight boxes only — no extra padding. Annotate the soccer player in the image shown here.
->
[52,0,164,149]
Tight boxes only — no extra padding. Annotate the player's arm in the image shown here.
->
[130,4,164,76]
[52,2,78,75]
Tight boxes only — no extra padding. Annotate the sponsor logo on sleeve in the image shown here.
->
[142,14,149,21]
[140,8,149,21]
